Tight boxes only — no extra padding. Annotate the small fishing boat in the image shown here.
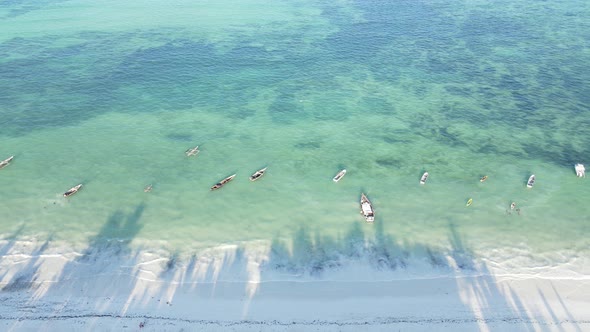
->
[526,174,535,188]
[420,172,429,185]
[510,202,516,210]
[144,184,153,192]
[249,167,267,181]
[480,175,488,182]
[0,156,14,169]
[466,198,473,207]
[333,169,346,182]
[63,184,82,197]
[185,146,200,157]
[575,164,585,178]
[211,174,236,190]
[360,193,375,223]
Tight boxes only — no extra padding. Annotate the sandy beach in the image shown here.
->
[1,239,588,331]
[1,0,589,331]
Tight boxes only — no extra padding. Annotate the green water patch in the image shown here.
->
[0,0,589,274]
[0,0,69,19]
[0,0,355,135]
[267,85,308,125]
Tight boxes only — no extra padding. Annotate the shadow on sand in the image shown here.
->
[0,212,585,330]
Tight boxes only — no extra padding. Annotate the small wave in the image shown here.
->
[1,234,587,287]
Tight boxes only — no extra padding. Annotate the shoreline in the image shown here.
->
[1,239,589,331]
[2,276,588,331]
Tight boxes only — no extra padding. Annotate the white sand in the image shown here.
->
[1,239,589,331]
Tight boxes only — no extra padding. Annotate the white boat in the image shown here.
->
[144,184,153,192]
[185,146,200,156]
[575,164,585,178]
[0,156,14,169]
[526,175,535,188]
[333,169,346,182]
[360,193,375,223]
[63,184,83,197]
[420,172,429,185]
[249,167,267,181]
[211,174,236,190]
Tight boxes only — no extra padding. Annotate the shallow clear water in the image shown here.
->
[0,0,589,276]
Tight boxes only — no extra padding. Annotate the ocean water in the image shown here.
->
[0,0,589,278]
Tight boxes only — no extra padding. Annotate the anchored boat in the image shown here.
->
[185,146,200,157]
[249,167,267,181]
[526,175,535,188]
[63,184,82,197]
[420,172,429,185]
[575,164,585,178]
[333,169,346,182]
[0,156,14,169]
[211,174,236,190]
[360,193,375,223]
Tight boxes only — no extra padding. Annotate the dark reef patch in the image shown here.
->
[294,141,321,150]
[165,133,193,142]
[227,108,257,120]
[361,97,396,115]
[444,86,473,98]
[375,158,402,168]
[267,86,307,124]
[382,135,411,145]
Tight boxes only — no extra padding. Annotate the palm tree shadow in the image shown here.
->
[448,222,475,270]
[41,202,147,305]
[1,233,53,292]
[79,203,145,261]
[0,224,25,259]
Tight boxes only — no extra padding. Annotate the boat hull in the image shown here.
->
[249,168,267,181]
[64,184,83,197]
[575,164,585,178]
[360,193,375,223]
[185,146,200,156]
[420,172,428,185]
[527,175,535,188]
[211,174,236,190]
[0,156,14,169]
[333,169,346,182]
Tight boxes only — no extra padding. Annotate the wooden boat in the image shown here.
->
[333,169,346,182]
[144,184,153,192]
[211,174,236,190]
[526,175,535,188]
[360,193,375,223]
[466,198,473,207]
[419,172,429,185]
[0,156,14,169]
[480,175,488,182]
[575,164,585,178]
[249,167,267,181]
[63,184,82,197]
[510,202,516,210]
[185,146,200,157]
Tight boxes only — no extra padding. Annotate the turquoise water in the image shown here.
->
[0,0,589,276]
